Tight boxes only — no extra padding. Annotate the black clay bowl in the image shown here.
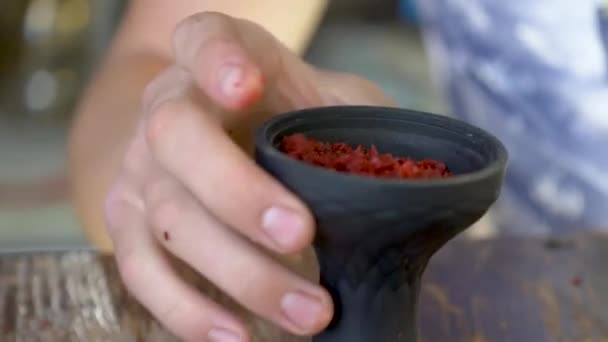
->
[254,106,508,342]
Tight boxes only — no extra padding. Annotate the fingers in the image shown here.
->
[105,11,398,341]
[144,97,315,254]
[144,178,333,335]
[143,16,319,255]
[104,179,248,342]
[314,69,397,106]
[172,12,265,111]
[171,11,325,115]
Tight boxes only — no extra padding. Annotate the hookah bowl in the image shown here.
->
[254,106,508,342]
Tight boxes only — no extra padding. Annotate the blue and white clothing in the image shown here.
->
[416,0,608,234]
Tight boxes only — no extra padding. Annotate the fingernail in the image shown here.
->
[262,207,305,250]
[208,327,242,342]
[281,291,324,331]
[218,63,244,98]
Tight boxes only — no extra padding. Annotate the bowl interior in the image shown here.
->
[267,109,504,177]
[256,106,508,247]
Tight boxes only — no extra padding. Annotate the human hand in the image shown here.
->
[104,12,394,341]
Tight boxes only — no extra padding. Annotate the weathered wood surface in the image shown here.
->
[1,234,607,341]
[419,234,608,342]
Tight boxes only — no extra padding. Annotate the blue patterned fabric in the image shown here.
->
[416,0,608,234]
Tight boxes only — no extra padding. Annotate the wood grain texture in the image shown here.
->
[1,234,607,341]
[419,234,608,342]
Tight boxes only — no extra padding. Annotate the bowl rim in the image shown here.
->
[255,105,508,188]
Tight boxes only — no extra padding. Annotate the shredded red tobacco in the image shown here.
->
[280,133,453,180]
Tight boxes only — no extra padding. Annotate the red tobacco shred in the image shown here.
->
[280,133,453,180]
[571,275,583,288]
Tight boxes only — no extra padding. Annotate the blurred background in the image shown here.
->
[0,0,448,252]
[1,0,125,252]
[9,0,606,253]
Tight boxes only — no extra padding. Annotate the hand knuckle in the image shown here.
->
[174,11,230,48]
[122,143,144,175]
[104,182,140,234]
[104,187,123,230]
[142,66,190,113]
[141,79,160,110]
[116,252,212,342]
[145,183,184,233]
[144,100,179,147]
[188,11,231,29]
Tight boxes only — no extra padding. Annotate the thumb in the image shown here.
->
[172,12,323,114]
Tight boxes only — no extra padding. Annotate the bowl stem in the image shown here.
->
[312,224,464,342]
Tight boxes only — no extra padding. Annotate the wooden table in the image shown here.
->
[1,233,607,341]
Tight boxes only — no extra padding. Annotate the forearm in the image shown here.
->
[68,1,327,253]
[121,0,328,56]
